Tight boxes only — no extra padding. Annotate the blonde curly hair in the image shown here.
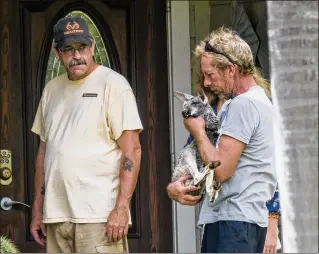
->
[194,27,271,98]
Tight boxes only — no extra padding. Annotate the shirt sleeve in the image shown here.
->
[31,93,46,142]
[220,97,259,144]
[186,134,194,146]
[107,89,143,140]
[266,184,281,213]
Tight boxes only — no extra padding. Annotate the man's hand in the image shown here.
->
[30,213,46,246]
[263,217,279,253]
[184,117,206,137]
[167,175,202,206]
[106,206,129,242]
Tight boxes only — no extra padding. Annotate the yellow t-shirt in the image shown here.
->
[31,66,143,223]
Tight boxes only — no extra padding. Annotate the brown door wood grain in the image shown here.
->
[0,0,173,252]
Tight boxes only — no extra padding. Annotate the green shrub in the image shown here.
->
[0,235,19,253]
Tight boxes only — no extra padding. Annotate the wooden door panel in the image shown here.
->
[133,0,173,251]
[1,0,172,252]
[0,0,29,251]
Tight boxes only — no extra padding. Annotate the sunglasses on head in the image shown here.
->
[204,41,235,64]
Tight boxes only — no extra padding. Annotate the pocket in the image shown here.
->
[95,239,126,253]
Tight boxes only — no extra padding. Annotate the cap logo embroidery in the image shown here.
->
[64,21,84,35]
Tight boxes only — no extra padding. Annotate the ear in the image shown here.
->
[90,41,96,56]
[227,64,236,78]
[197,89,208,104]
[173,91,193,102]
[197,87,204,96]
[53,47,60,60]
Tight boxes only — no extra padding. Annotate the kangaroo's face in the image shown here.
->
[182,96,209,118]
[174,91,209,118]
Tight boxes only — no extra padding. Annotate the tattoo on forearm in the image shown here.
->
[123,156,133,171]
[41,184,45,195]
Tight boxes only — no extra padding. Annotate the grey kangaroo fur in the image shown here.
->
[172,91,221,196]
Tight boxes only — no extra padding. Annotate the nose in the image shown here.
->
[203,76,211,87]
[182,110,190,118]
[73,49,82,59]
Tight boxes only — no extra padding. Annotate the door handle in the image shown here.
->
[0,197,30,211]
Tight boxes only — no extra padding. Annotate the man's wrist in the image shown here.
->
[32,200,43,214]
[115,198,130,210]
[32,210,43,219]
[268,212,280,228]
[193,130,207,143]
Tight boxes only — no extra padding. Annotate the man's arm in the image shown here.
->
[184,117,245,183]
[30,141,46,246]
[263,216,279,253]
[116,130,141,211]
[264,186,280,253]
[33,141,46,211]
[106,130,141,242]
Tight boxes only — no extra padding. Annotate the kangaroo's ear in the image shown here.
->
[197,87,208,97]
[197,89,208,104]
[174,91,193,102]
[197,87,204,97]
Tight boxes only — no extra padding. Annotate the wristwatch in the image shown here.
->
[268,212,280,219]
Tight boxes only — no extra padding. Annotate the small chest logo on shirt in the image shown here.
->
[82,93,98,97]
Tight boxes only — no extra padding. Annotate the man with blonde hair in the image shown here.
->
[167,28,277,253]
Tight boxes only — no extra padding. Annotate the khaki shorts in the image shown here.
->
[46,222,129,253]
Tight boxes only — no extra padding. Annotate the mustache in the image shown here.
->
[69,59,87,67]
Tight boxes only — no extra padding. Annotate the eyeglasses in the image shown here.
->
[59,44,90,56]
[204,41,235,64]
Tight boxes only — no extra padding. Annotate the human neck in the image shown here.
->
[233,75,256,96]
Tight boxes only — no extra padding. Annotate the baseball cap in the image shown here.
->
[53,17,93,49]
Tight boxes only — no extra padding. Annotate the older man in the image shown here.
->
[30,16,143,253]
[167,27,277,253]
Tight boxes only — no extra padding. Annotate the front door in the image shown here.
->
[0,0,173,252]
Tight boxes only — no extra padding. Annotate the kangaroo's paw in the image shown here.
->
[193,166,211,186]
[209,160,221,169]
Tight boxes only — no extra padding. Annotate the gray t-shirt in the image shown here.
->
[198,86,277,227]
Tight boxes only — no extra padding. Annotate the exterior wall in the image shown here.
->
[168,1,212,252]
[168,1,196,252]
[190,0,212,95]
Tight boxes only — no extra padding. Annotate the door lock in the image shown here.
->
[0,150,12,185]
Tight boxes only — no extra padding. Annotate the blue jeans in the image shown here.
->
[201,221,267,253]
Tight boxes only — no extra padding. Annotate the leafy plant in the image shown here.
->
[0,235,19,253]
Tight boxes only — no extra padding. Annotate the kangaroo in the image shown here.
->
[172,91,222,198]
